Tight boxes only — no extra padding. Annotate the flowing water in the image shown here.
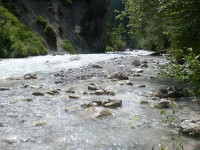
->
[0,51,199,150]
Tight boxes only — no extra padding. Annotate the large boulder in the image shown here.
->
[179,120,200,136]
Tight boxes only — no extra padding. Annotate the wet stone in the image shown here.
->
[24,74,37,80]
[66,87,75,93]
[91,64,103,68]
[179,120,200,136]
[95,89,106,95]
[0,87,11,91]
[132,60,141,67]
[32,92,44,96]
[34,121,47,127]
[102,99,122,108]
[85,107,112,118]
[88,83,99,91]
[69,94,80,99]
[24,98,33,102]
[108,73,129,80]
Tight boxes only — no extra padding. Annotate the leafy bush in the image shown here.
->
[36,16,48,28]
[0,5,47,58]
[163,48,200,96]
[62,39,77,54]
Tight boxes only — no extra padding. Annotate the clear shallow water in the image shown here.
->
[0,51,199,150]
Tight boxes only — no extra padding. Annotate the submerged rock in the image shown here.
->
[64,106,80,112]
[85,107,112,118]
[179,120,200,136]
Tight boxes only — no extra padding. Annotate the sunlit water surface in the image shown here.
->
[0,51,199,150]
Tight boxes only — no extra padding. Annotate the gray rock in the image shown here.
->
[95,89,106,95]
[102,99,122,108]
[85,107,112,118]
[66,87,75,93]
[0,87,11,91]
[179,120,200,136]
[32,92,44,96]
[108,73,129,80]
[132,60,141,67]
[24,74,37,80]
[88,83,99,91]
[69,94,80,99]
[47,89,60,95]
[91,64,103,68]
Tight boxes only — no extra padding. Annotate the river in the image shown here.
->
[0,50,199,150]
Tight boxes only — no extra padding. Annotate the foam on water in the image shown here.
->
[0,50,151,79]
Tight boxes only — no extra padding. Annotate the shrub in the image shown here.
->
[62,39,77,54]
[36,16,48,28]
[44,24,57,47]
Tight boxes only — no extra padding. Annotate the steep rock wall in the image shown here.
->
[2,0,110,53]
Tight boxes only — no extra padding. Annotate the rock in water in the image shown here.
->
[102,99,122,108]
[88,83,99,91]
[179,120,200,136]
[32,92,44,96]
[0,87,11,91]
[69,94,80,99]
[85,107,112,118]
[24,74,37,80]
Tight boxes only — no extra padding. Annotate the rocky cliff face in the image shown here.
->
[2,0,110,53]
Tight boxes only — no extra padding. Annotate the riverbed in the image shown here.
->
[0,51,199,150]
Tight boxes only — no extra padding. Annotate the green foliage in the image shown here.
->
[62,39,77,54]
[106,23,127,51]
[61,0,73,6]
[163,48,200,96]
[0,5,47,58]
[118,0,200,52]
[117,0,200,96]
[36,16,48,28]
